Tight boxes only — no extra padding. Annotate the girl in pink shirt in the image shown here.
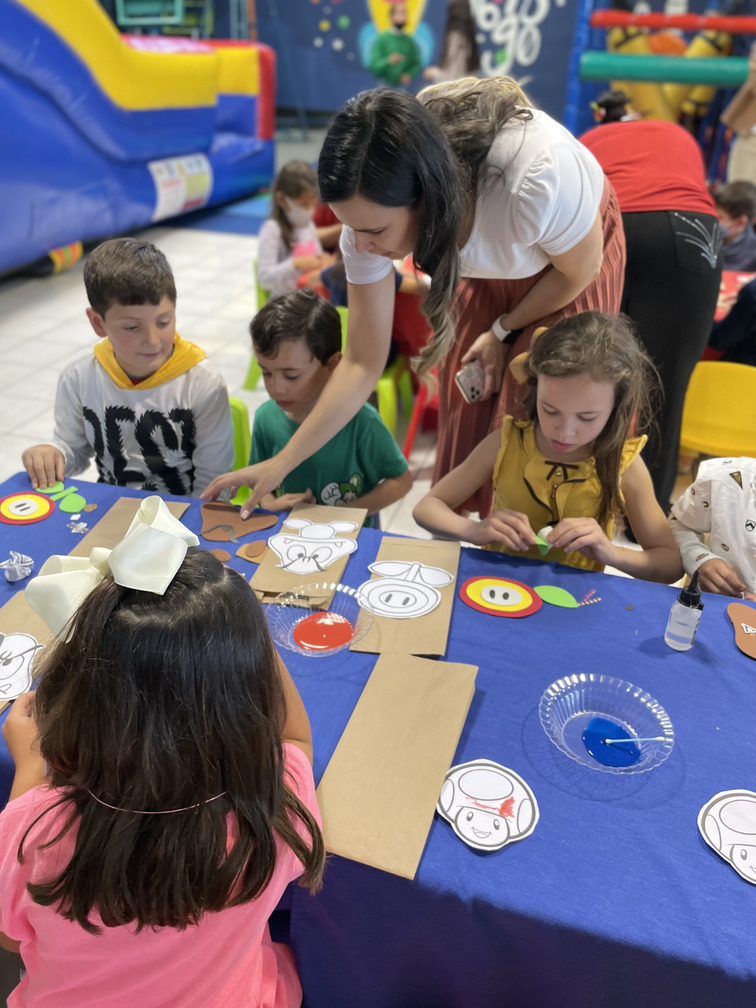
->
[0,521,324,1008]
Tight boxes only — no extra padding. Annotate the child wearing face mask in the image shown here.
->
[257,161,335,299]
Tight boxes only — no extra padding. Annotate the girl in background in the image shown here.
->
[0,500,324,1008]
[258,160,334,299]
[413,312,682,583]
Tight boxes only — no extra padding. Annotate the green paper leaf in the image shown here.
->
[535,585,579,608]
[535,534,550,556]
[38,481,65,495]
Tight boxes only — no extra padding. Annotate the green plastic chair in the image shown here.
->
[228,395,251,506]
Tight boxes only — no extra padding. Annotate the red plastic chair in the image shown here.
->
[402,369,438,460]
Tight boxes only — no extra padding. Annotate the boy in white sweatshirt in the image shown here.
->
[22,238,233,498]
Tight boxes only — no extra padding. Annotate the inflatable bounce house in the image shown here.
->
[0,0,275,277]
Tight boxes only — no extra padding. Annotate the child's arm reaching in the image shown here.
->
[413,430,537,551]
[547,456,683,583]
[22,444,65,490]
[277,654,314,765]
[668,515,750,597]
[2,692,48,801]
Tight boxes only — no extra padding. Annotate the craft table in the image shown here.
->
[0,474,754,1008]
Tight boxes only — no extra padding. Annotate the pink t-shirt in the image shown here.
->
[0,744,319,1008]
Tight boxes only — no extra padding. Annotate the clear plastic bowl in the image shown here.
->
[266,582,373,658]
[538,673,675,774]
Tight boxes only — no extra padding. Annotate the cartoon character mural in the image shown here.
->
[268,518,359,575]
[698,790,756,885]
[437,759,539,851]
[357,560,453,619]
[0,632,44,701]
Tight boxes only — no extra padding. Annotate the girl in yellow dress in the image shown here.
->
[413,311,682,582]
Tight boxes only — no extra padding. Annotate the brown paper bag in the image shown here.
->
[350,537,460,657]
[250,502,367,604]
[316,652,477,879]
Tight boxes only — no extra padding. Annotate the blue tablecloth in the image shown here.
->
[1,474,754,1007]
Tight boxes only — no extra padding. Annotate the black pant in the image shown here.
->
[620,210,722,511]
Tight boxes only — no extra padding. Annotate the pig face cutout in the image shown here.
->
[0,632,44,700]
[357,561,454,620]
[437,759,539,851]
[698,790,756,884]
[268,518,358,575]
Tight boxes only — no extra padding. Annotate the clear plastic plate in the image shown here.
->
[266,582,373,658]
[538,673,675,774]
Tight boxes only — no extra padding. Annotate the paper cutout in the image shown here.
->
[250,503,367,606]
[437,759,539,851]
[0,631,44,700]
[200,502,277,542]
[727,602,756,660]
[268,518,359,575]
[534,585,579,608]
[209,548,231,563]
[0,551,34,583]
[698,790,756,884]
[536,525,553,556]
[0,492,55,525]
[351,537,460,656]
[316,652,477,878]
[83,503,98,512]
[39,483,88,512]
[236,540,268,564]
[459,576,542,617]
[356,561,453,619]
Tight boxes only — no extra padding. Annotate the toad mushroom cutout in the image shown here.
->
[0,632,44,701]
[698,790,756,884]
[268,518,359,576]
[357,561,454,619]
[437,759,539,852]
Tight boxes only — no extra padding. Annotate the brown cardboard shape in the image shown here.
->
[727,601,756,660]
[316,652,477,879]
[200,503,277,542]
[69,497,189,556]
[351,537,460,657]
[250,502,367,604]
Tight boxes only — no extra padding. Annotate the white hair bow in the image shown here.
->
[25,496,199,639]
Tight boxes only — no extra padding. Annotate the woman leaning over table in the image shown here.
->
[203,79,625,516]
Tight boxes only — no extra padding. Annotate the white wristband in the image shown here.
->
[491,316,512,343]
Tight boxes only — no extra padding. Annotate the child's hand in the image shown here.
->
[547,517,613,565]
[470,508,537,552]
[22,444,65,490]
[266,489,316,512]
[697,558,749,597]
[2,692,39,765]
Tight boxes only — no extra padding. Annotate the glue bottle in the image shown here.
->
[664,570,704,651]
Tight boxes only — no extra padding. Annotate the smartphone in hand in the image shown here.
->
[454,359,485,403]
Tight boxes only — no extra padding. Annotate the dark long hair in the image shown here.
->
[521,312,659,527]
[21,549,324,933]
[318,80,531,373]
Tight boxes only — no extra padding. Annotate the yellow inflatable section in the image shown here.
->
[18,0,217,109]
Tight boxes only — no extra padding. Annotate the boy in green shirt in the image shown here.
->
[248,290,411,526]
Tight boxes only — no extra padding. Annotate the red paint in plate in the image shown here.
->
[292,611,354,651]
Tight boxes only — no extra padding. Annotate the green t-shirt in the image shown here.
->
[250,401,408,527]
[368,30,422,86]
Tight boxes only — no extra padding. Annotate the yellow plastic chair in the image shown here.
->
[679,361,756,459]
[228,395,251,506]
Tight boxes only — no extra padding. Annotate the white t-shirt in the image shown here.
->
[341,109,605,284]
